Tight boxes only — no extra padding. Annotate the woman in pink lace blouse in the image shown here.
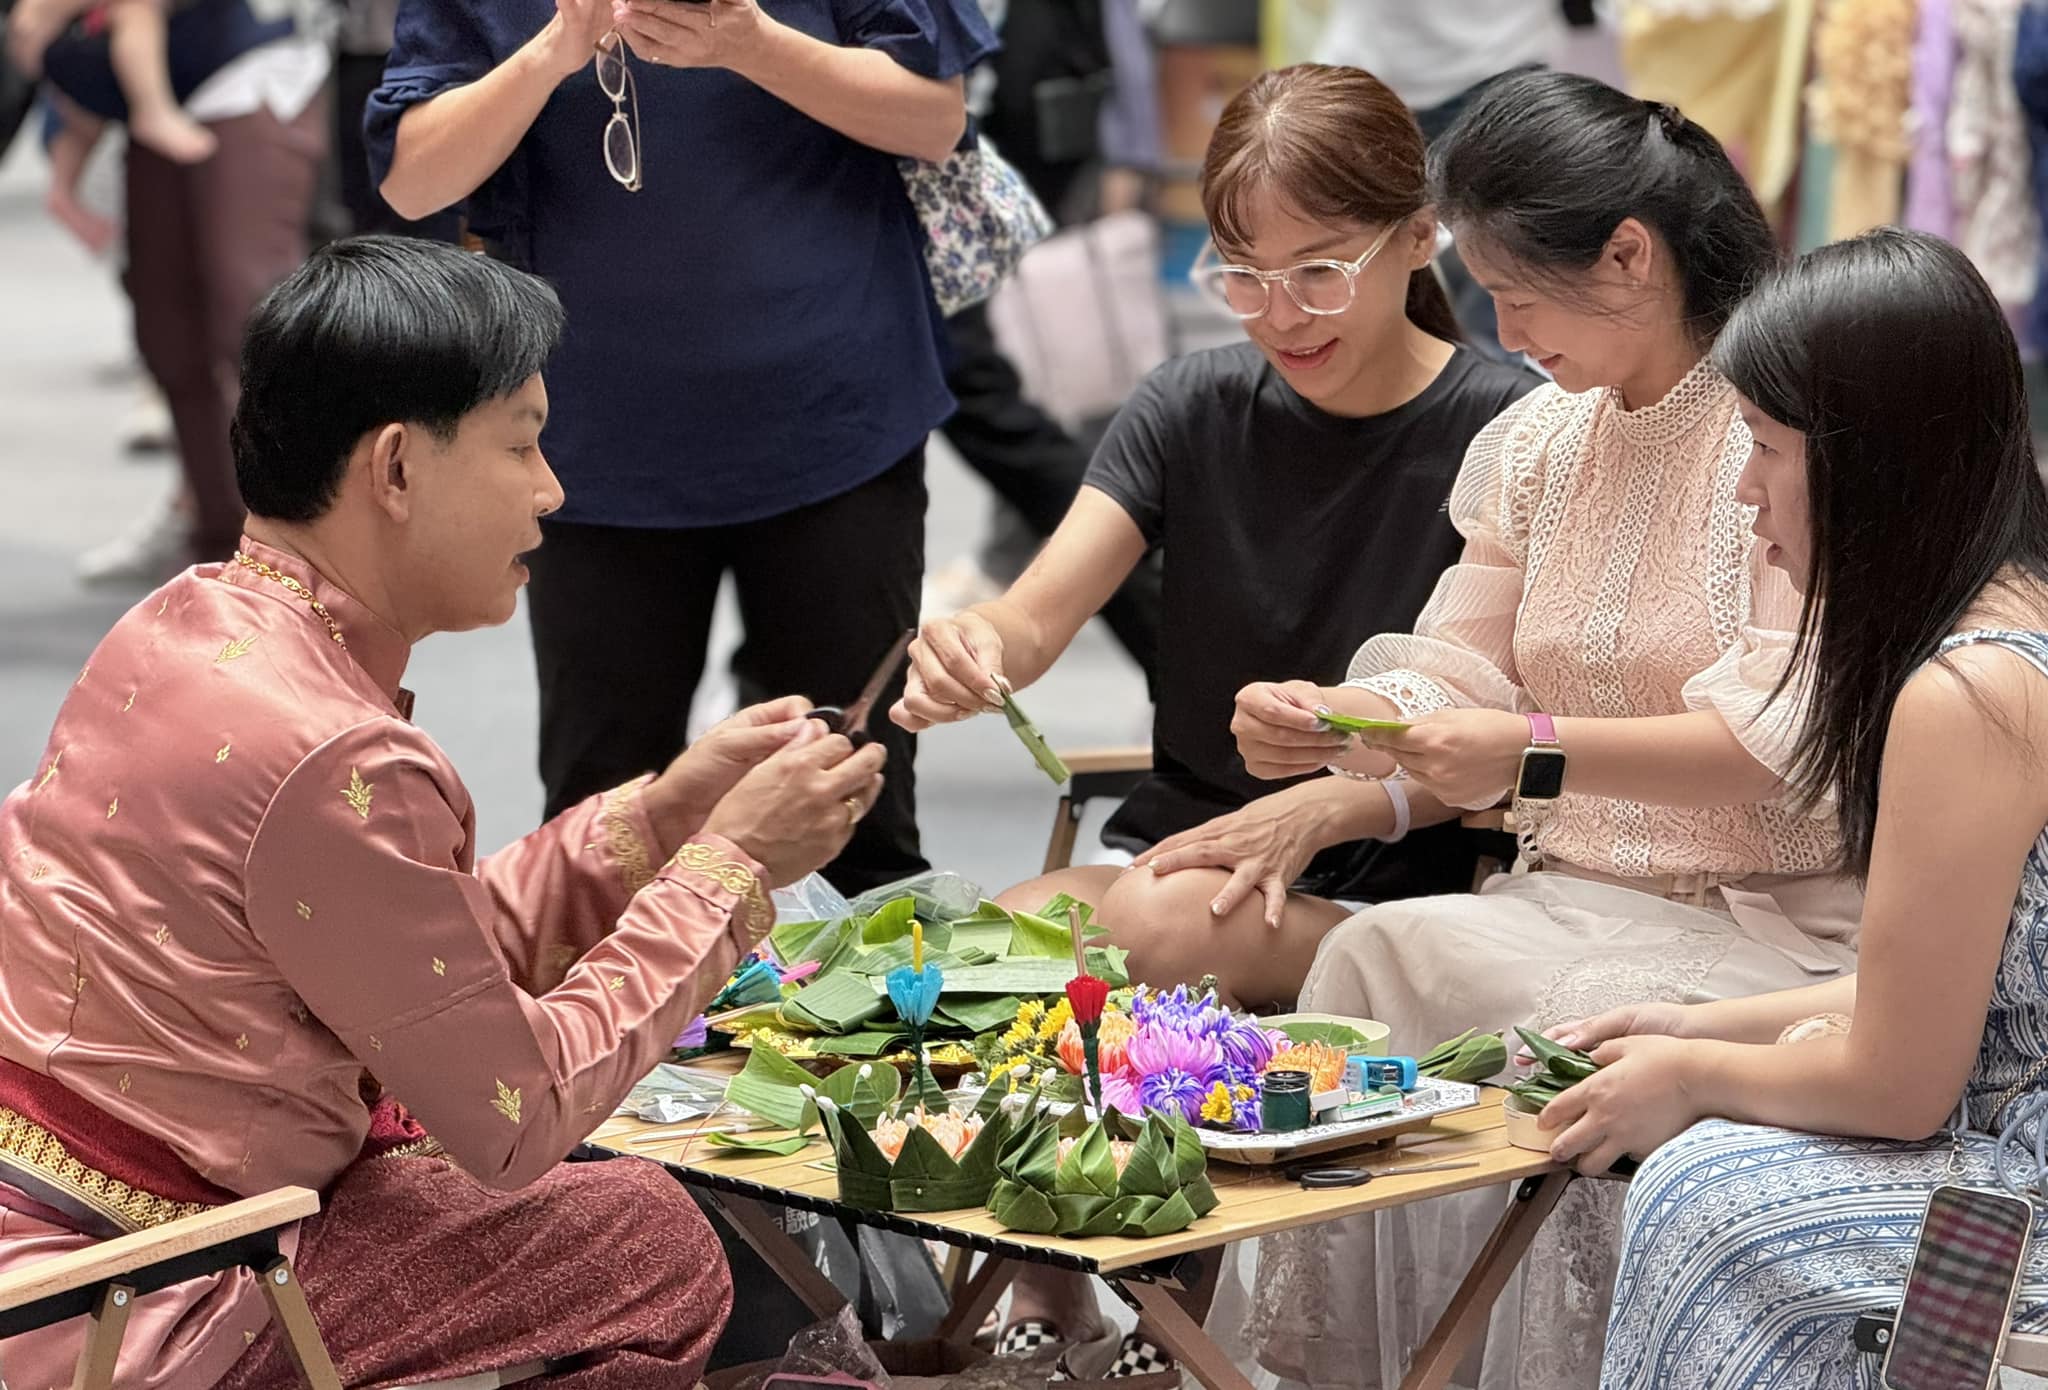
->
[1233,74,1862,1390]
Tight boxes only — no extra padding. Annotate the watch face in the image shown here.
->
[1518,748,1568,801]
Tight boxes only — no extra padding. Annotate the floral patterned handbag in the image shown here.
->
[899,133,1055,317]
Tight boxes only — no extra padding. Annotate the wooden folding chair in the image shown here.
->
[0,1186,340,1390]
[1041,745,1153,873]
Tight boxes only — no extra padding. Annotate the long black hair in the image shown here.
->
[1430,70,1778,346]
[1715,228,2048,876]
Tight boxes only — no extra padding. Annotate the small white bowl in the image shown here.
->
[1502,1097,1551,1153]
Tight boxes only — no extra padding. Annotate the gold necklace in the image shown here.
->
[232,552,348,650]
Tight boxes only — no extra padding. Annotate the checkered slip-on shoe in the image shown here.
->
[996,1319,1064,1358]
[1103,1334,1176,1378]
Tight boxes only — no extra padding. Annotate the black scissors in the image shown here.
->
[807,630,916,748]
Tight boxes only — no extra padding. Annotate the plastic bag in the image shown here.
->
[620,1063,734,1123]
[846,871,983,924]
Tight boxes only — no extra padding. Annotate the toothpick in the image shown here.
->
[1068,904,1087,977]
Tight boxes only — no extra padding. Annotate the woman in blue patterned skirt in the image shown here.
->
[1524,227,2048,1388]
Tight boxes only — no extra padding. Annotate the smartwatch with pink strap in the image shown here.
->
[1516,712,1568,801]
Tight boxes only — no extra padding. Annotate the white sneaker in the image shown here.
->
[78,493,189,587]
[123,388,174,455]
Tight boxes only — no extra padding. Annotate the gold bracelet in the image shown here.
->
[672,843,775,941]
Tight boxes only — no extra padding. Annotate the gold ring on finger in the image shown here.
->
[843,795,862,828]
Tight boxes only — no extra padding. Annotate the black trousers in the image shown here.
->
[940,300,1162,696]
[526,452,929,894]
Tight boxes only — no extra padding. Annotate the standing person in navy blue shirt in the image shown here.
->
[366,0,995,891]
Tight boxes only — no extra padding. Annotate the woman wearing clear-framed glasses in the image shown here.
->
[891,61,1539,1372]
[362,0,994,896]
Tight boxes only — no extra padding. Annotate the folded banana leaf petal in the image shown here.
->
[783,972,891,1034]
[931,994,1025,1034]
[1137,1187,1200,1238]
[725,1046,825,1131]
[1001,691,1071,785]
[818,1104,895,1209]
[1418,1028,1508,1084]
[1054,1123,1120,1200]
[818,1060,901,1124]
[988,1178,1061,1234]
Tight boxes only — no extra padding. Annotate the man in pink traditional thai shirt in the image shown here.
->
[0,235,888,1389]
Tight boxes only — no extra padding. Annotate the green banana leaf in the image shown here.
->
[703,1131,814,1158]
[724,1047,824,1131]
[769,918,831,963]
[1137,1187,1201,1237]
[1001,691,1071,785]
[1513,1026,1599,1082]
[940,954,1128,996]
[932,995,1025,1034]
[818,1061,901,1123]
[1418,1029,1508,1084]
[783,972,891,1034]
[947,902,1019,959]
[859,896,924,946]
[1275,1020,1376,1050]
[849,941,964,975]
[809,1031,910,1058]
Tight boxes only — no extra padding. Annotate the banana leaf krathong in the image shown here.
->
[813,1083,1036,1213]
[986,1100,1217,1239]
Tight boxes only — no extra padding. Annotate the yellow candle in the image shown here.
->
[912,920,924,972]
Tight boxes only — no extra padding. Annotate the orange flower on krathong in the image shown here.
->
[1057,1011,1135,1076]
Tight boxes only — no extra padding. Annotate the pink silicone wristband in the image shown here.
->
[1526,713,1558,745]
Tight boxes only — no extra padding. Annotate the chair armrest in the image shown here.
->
[1056,746,1153,777]
[0,1187,320,1312]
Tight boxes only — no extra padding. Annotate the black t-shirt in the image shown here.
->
[1083,340,1541,903]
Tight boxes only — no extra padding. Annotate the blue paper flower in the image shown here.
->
[886,964,944,1029]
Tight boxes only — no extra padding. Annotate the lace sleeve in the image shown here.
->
[1681,540,1830,812]
[1344,387,1562,717]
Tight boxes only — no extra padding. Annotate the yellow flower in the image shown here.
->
[1001,1000,1047,1050]
[1035,998,1074,1044]
[1199,1081,1236,1126]
[1234,1084,1254,1103]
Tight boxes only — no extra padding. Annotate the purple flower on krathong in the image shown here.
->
[1100,1070,1143,1117]
[1139,1068,1209,1124]
[1220,1020,1282,1075]
[1123,1022,1223,1085]
[674,1015,708,1051]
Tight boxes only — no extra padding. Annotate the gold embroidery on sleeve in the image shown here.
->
[295,901,313,921]
[216,743,232,763]
[491,1080,522,1124]
[157,595,170,617]
[34,751,60,792]
[343,768,374,820]
[431,957,446,977]
[118,1073,130,1094]
[105,798,118,820]
[215,636,258,664]
[234,1034,249,1051]
[153,924,170,946]
[368,1034,382,1051]
[71,974,86,996]
[599,782,656,896]
[121,691,134,713]
[607,974,626,992]
[243,1330,256,1346]
[27,861,48,883]
[672,842,774,939]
